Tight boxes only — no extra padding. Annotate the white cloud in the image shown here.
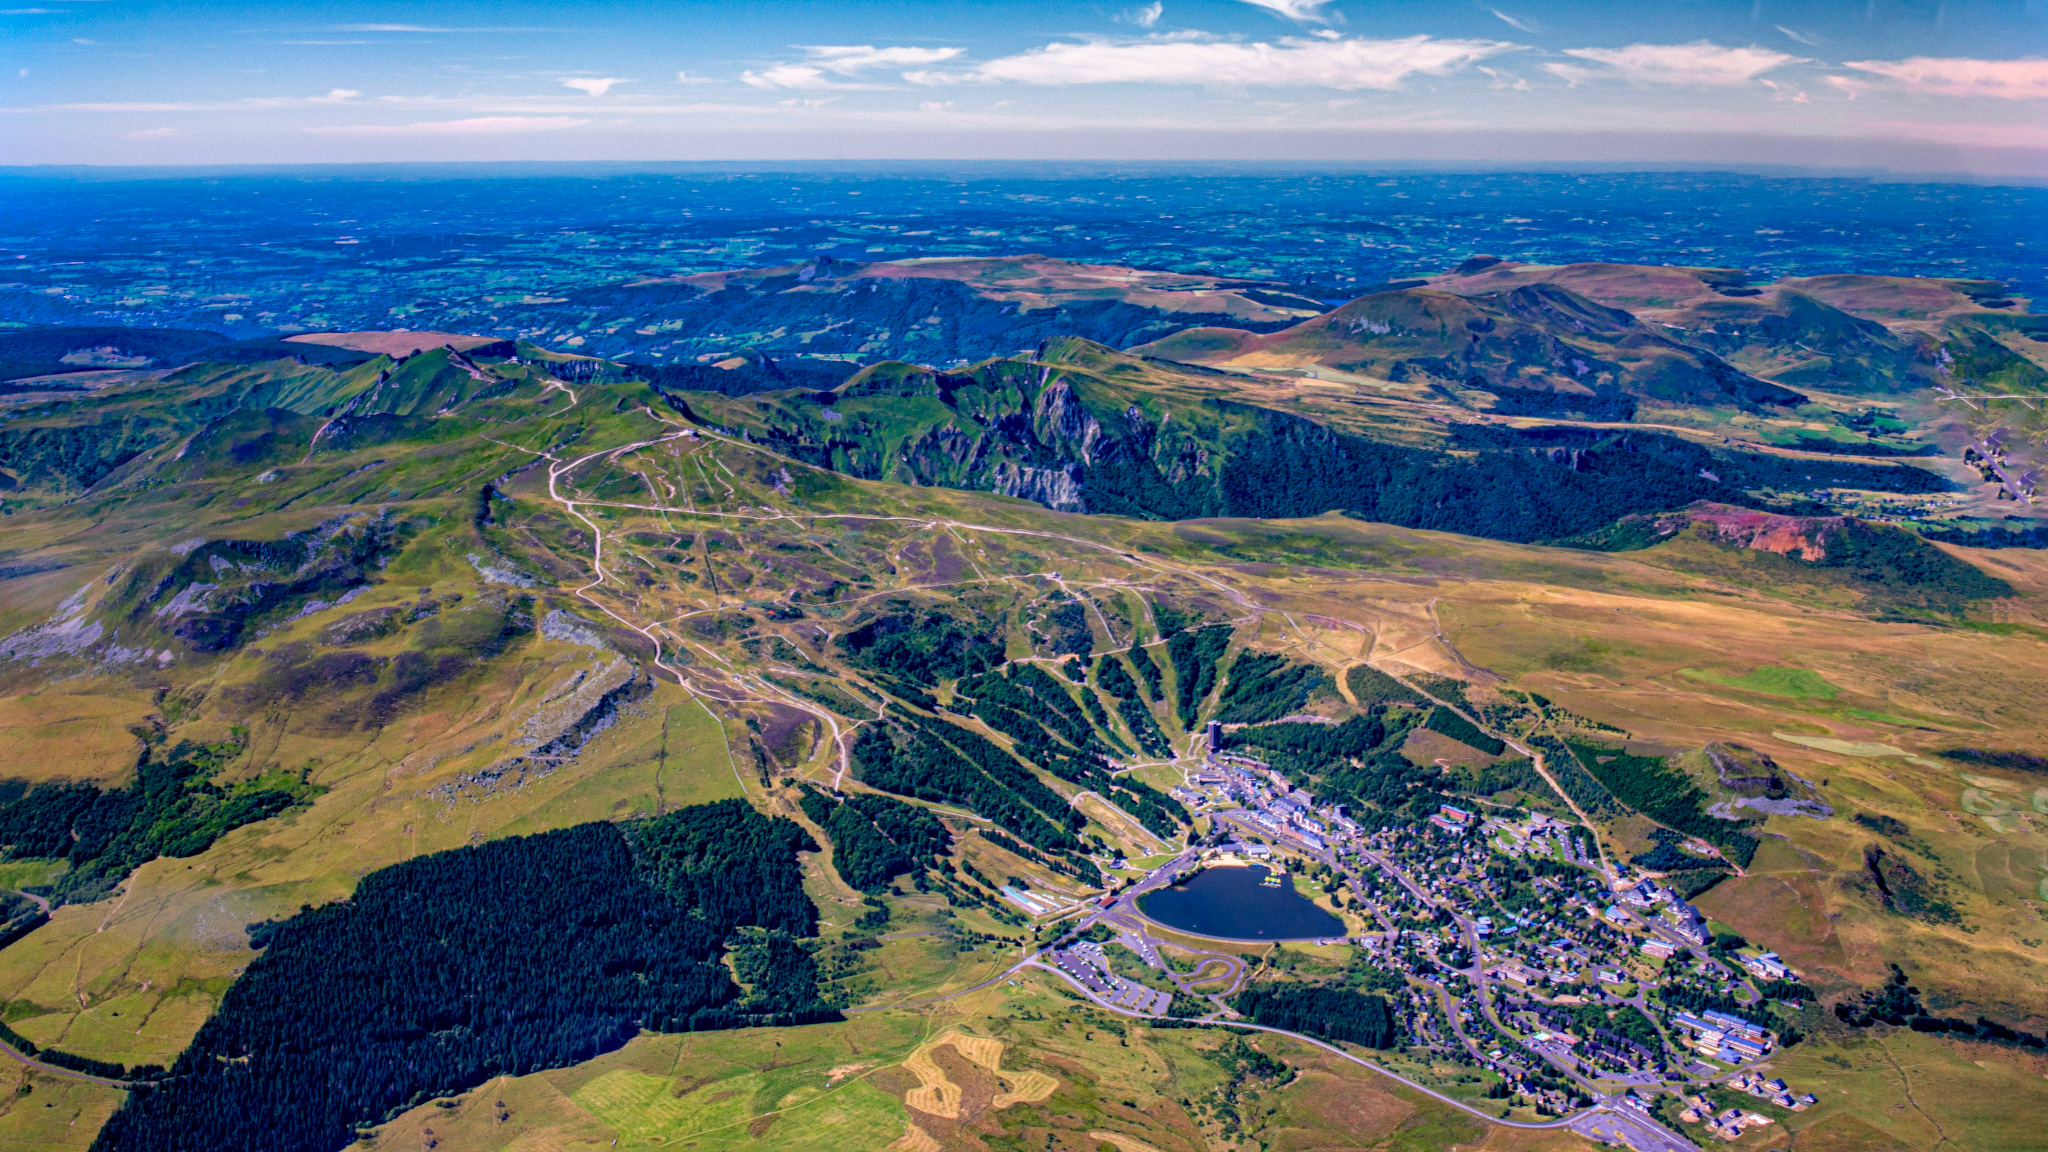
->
[1489,9,1539,34]
[1119,2,1164,29]
[1823,74,1867,100]
[1560,41,1802,86]
[1542,62,1593,87]
[328,23,545,33]
[1476,65,1530,91]
[306,115,590,136]
[919,100,955,111]
[560,77,626,96]
[741,47,959,90]
[800,44,964,74]
[911,34,1517,90]
[126,127,177,139]
[1757,78,1808,103]
[1841,56,2048,100]
[742,65,841,90]
[50,90,373,112]
[1236,0,1336,23]
[1774,25,1821,48]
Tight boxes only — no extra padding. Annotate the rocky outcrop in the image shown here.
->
[992,462,1084,511]
[1683,504,1850,561]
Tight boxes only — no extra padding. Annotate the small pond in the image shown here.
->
[1137,865,1346,941]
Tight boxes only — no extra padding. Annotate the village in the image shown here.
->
[1119,720,1821,1145]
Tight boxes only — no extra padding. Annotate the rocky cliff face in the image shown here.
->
[1583,500,2013,611]
[992,461,1085,511]
[1678,504,1853,561]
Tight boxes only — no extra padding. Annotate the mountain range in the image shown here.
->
[0,253,2043,1152]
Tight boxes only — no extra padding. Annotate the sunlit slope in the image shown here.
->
[0,330,2040,1151]
[673,337,1956,538]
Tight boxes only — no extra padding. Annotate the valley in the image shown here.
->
[0,240,2041,1152]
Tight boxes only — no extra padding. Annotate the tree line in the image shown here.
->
[1213,652,1327,725]
[93,800,833,1152]
[1568,741,1758,867]
[0,734,319,906]
[1166,625,1234,728]
[1231,984,1397,1048]
[796,784,951,893]
[953,662,1186,839]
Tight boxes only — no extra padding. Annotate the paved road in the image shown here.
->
[0,1036,130,1089]
[1021,955,1692,1141]
[1572,1093,1698,1152]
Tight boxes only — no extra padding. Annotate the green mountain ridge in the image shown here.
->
[675,335,1950,542]
[0,295,2035,1152]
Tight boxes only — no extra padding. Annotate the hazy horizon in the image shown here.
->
[4,0,2044,177]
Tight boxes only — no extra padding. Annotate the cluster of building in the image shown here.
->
[1183,744,1359,853]
[1736,950,1793,982]
[1677,1097,1776,1142]
[1612,876,1712,947]
[1427,804,1474,834]
[1670,1008,1776,1064]
[1724,1070,1817,1111]
[1673,1072,1815,1142]
[1148,722,1837,1130]
[1510,1000,1656,1076]
[1486,812,1597,867]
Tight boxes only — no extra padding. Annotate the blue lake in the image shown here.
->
[1137,865,1346,941]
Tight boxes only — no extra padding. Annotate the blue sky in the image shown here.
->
[4,0,2046,174]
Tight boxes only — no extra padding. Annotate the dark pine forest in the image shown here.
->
[92,801,833,1152]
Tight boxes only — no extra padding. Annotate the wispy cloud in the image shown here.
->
[327,23,546,33]
[741,45,962,90]
[1476,64,1530,91]
[1841,56,2048,100]
[1774,25,1821,48]
[1822,74,1867,99]
[1489,8,1539,34]
[1542,62,1592,87]
[560,77,627,96]
[741,65,855,90]
[1756,78,1808,103]
[1560,41,1802,86]
[46,89,364,112]
[306,115,589,136]
[125,127,177,139]
[1235,0,1337,24]
[909,34,1517,90]
[801,44,964,74]
[1118,3,1164,29]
